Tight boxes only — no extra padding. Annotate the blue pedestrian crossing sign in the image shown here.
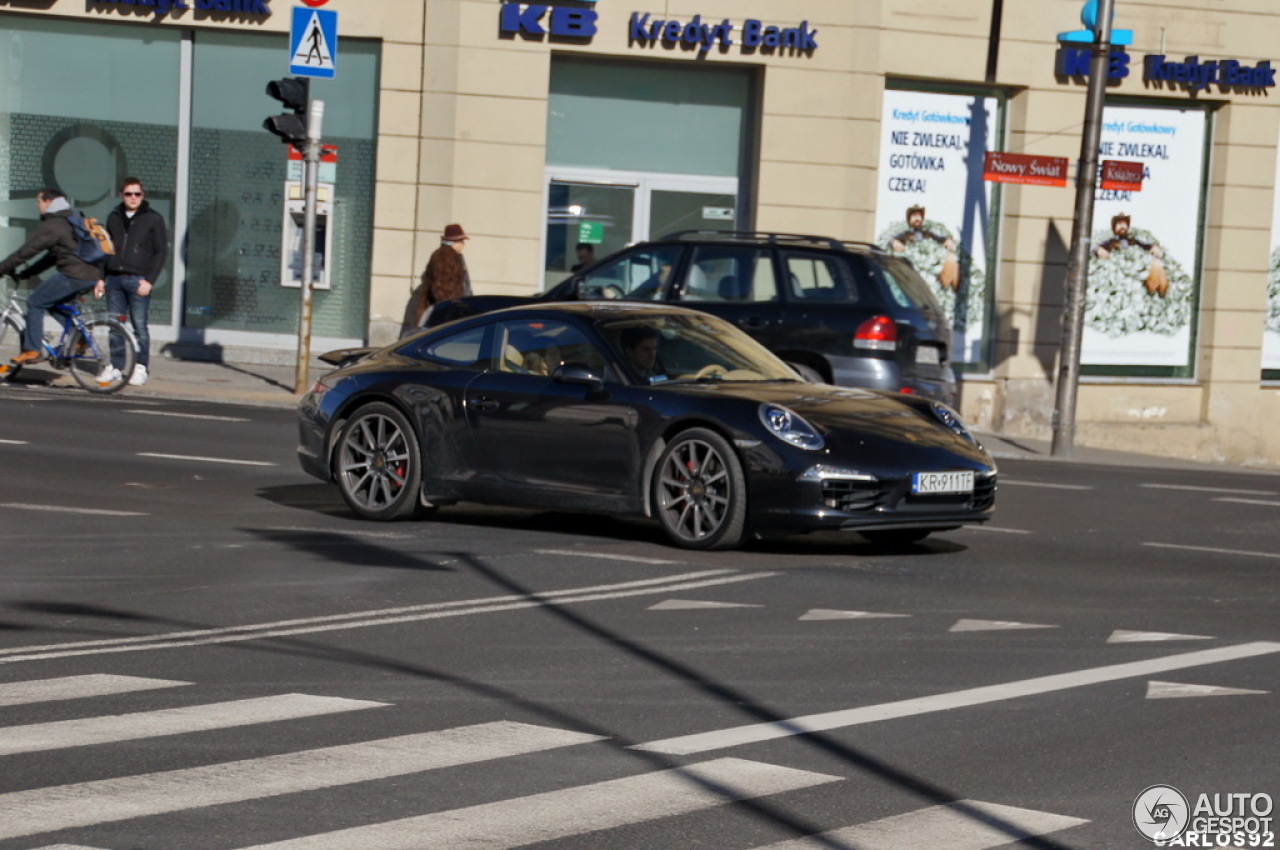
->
[290,7,337,79]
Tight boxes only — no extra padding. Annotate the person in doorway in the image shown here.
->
[570,242,595,272]
[0,188,104,377]
[104,177,168,386]
[402,223,472,335]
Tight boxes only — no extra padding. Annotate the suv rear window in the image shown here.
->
[877,255,944,313]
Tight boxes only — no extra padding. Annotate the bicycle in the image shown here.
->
[0,278,138,394]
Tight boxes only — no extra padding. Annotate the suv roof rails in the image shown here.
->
[659,230,889,254]
[660,230,844,250]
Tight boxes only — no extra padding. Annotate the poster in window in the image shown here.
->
[875,89,999,366]
[1264,139,1280,377]
[1082,105,1207,371]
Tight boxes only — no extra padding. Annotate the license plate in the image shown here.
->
[916,345,941,365]
[911,470,974,495]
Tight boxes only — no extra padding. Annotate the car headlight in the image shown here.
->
[930,402,976,443]
[759,404,825,450]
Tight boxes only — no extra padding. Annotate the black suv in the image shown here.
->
[428,231,957,403]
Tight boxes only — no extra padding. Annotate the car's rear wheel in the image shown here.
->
[335,402,425,521]
[652,428,747,550]
[860,529,932,546]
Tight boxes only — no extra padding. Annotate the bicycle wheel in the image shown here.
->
[67,319,136,394]
[0,315,24,371]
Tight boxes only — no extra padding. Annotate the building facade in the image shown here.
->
[1,0,1278,467]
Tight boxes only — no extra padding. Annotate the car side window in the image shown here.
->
[497,319,606,376]
[580,246,682,301]
[681,247,778,303]
[782,251,857,302]
[411,325,491,370]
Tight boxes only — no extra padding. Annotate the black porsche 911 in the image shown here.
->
[297,303,996,550]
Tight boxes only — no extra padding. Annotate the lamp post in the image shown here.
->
[1050,0,1115,458]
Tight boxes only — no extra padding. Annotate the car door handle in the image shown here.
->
[738,316,768,329]
[471,397,500,413]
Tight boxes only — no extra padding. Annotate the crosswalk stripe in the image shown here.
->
[0,721,604,841]
[0,674,190,707]
[0,694,387,756]
[750,799,1088,849]
[238,757,842,849]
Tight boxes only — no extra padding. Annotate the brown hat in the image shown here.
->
[1111,213,1131,228]
[907,204,925,218]
[442,223,468,241]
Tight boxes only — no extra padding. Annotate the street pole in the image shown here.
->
[1050,0,1114,458]
[295,98,325,395]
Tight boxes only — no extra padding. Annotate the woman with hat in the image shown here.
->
[403,223,472,334]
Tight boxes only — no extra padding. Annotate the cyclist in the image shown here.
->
[0,188,104,376]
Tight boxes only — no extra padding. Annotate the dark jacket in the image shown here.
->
[106,201,168,282]
[0,209,102,282]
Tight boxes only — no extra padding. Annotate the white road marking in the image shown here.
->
[0,694,387,756]
[137,452,275,466]
[648,599,764,610]
[0,675,189,707]
[125,409,250,422]
[1143,541,1280,560]
[799,609,910,621]
[239,758,842,850]
[27,846,107,850]
[634,642,1280,755]
[0,438,28,445]
[1215,497,1280,507]
[964,525,1032,534]
[0,503,148,517]
[533,549,681,565]
[1141,483,1277,496]
[0,721,603,841]
[751,799,1088,849]
[1146,680,1269,699]
[0,570,776,665]
[999,479,1093,490]
[950,619,1057,633]
[1108,630,1213,643]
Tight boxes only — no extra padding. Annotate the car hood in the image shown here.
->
[662,381,992,465]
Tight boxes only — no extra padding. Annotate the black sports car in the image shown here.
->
[297,303,996,550]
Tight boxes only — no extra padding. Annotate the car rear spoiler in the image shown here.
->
[318,347,376,368]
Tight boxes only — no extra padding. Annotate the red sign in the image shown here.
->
[299,0,331,7]
[1100,159,1145,191]
[982,151,1069,187]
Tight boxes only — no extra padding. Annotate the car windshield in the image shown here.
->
[600,313,800,385]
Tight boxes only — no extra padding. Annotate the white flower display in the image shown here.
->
[1084,226,1193,338]
[1267,246,1280,334]
[876,218,986,331]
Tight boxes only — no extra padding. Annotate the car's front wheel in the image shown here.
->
[652,428,747,550]
[335,402,425,521]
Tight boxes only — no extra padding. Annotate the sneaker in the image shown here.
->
[128,363,149,386]
[97,365,123,388]
[12,349,43,365]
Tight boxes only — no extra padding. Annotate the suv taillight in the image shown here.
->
[854,315,898,351]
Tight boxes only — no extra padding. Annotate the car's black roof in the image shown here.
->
[652,230,887,256]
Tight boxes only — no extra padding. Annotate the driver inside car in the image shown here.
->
[619,325,666,383]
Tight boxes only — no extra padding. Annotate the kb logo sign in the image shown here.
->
[500,3,598,40]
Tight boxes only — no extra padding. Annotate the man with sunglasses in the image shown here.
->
[104,178,168,386]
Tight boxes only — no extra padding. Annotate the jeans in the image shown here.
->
[25,273,95,353]
[107,274,151,369]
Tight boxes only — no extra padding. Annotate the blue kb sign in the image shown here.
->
[500,4,598,39]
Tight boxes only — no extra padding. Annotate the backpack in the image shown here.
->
[66,212,115,264]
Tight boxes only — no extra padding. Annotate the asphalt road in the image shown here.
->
[0,390,1276,850]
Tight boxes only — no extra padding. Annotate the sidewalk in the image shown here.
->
[7,354,1271,474]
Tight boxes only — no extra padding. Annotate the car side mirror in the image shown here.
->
[552,362,604,393]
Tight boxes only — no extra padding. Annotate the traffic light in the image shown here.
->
[264,77,310,150]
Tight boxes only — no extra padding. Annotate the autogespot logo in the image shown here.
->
[1135,785,1190,842]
